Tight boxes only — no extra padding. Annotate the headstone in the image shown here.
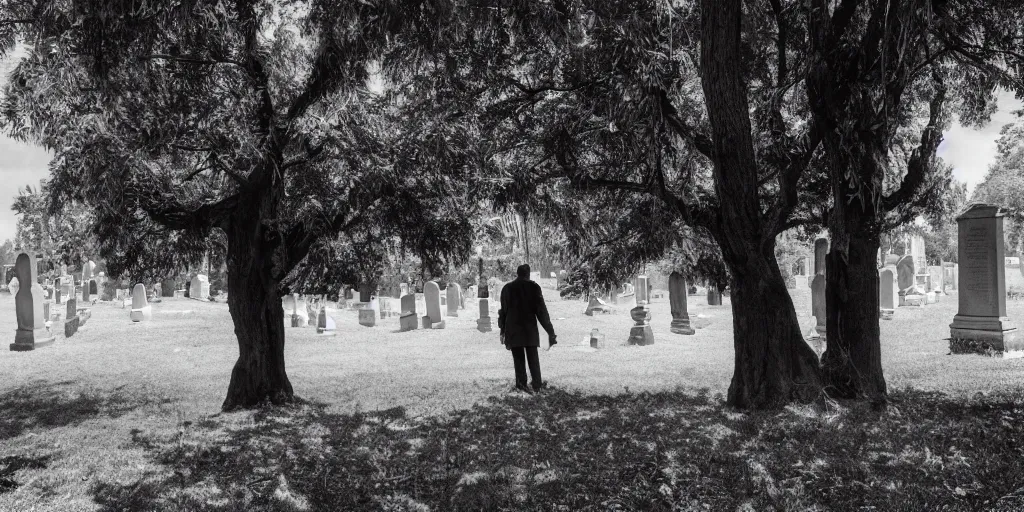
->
[89,279,97,295]
[477,297,492,332]
[189,274,210,300]
[590,328,605,349]
[423,281,444,328]
[295,296,310,326]
[669,272,694,335]
[928,266,944,296]
[10,253,55,351]
[584,295,612,315]
[64,293,79,338]
[399,283,409,297]
[161,279,176,297]
[810,237,828,336]
[949,204,1020,357]
[359,283,373,303]
[910,235,927,271]
[707,287,722,306]
[399,294,418,332]
[358,298,378,327]
[129,283,152,322]
[895,255,918,305]
[446,283,461,317]
[378,296,393,319]
[316,308,337,335]
[81,265,91,303]
[879,268,897,320]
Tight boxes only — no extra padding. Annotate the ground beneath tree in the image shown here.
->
[0,286,1022,510]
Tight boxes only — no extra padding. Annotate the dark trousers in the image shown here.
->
[510,346,542,389]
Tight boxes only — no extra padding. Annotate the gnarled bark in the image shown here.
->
[221,191,295,411]
[720,240,824,409]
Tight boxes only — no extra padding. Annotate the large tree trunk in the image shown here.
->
[701,0,823,409]
[719,239,823,409]
[819,135,888,405]
[822,223,886,403]
[221,195,295,411]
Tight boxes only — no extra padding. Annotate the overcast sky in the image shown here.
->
[0,57,1021,243]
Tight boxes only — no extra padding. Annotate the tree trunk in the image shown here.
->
[720,240,823,409]
[700,0,823,409]
[820,140,888,405]
[220,197,295,411]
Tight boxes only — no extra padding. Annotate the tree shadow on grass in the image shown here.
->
[0,381,157,441]
[89,388,1024,512]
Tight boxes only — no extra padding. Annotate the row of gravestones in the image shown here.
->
[10,253,94,351]
[583,272,714,348]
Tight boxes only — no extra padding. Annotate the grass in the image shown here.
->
[0,285,1022,511]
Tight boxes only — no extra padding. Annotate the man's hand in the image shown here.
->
[548,334,557,348]
[500,330,506,345]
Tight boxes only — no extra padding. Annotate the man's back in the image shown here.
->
[499,277,554,347]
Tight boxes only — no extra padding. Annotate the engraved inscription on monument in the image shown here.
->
[961,224,993,313]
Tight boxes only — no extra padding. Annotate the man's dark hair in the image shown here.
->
[516,264,530,279]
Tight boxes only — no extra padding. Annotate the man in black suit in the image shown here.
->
[498,264,557,393]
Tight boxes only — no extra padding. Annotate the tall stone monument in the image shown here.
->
[130,283,152,322]
[668,272,694,335]
[949,204,1020,357]
[189,274,210,300]
[879,268,897,320]
[810,236,828,338]
[446,283,461,317]
[706,287,722,306]
[11,253,56,351]
[627,275,654,346]
[422,281,445,329]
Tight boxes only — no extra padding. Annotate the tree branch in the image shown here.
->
[140,54,244,67]
[882,76,947,213]
[653,87,715,160]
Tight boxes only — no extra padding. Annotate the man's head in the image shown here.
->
[516,264,531,279]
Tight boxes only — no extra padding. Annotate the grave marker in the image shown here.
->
[422,281,445,329]
[446,283,461,317]
[949,204,1020,357]
[399,294,418,332]
[10,253,55,351]
[669,272,694,335]
[130,283,152,322]
[879,268,896,320]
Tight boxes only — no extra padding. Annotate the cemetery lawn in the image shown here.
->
[0,287,1022,511]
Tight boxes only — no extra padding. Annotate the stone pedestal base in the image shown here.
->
[65,317,80,337]
[431,320,446,329]
[814,323,826,338]
[628,325,654,346]
[879,308,894,320]
[399,313,418,332]
[422,316,431,329]
[476,317,492,333]
[670,316,695,335]
[628,305,654,345]
[950,316,1022,357]
[358,309,376,327]
[925,291,936,304]
[903,294,925,307]
[130,305,152,322]
[11,328,55,351]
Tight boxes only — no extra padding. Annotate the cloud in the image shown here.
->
[938,89,1023,192]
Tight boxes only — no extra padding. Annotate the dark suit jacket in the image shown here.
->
[498,277,555,348]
